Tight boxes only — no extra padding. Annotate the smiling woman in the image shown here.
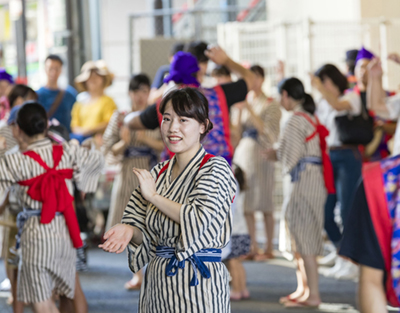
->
[99,87,236,313]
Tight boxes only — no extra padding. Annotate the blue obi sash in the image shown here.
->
[156,246,222,287]
[16,209,62,249]
[290,156,322,182]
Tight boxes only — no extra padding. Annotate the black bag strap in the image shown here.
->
[47,89,65,118]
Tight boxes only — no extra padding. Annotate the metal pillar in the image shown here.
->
[154,0,164,36]
[13,0,27,82]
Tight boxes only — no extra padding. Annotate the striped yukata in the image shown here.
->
[102,110,161,230]
[277,107,327,256]
[0,124,17,156]
[121,147,236,313]
[0,138,104,303]
[233,93,281,213]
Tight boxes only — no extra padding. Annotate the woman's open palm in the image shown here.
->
[99,223,135,254]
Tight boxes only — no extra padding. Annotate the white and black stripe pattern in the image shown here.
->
[102,111,161,230]
[121,146,236,313]
[0,138,104,303]
[0,138,104,210]
[277,107,327,256]
[0,125,18,157]
[233,95,281,213]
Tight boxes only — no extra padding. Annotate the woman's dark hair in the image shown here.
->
[16,102,48,137]
[211,65,231,77]
[233,164,247,191]
[250,65,265,78]
[159,87,213,141]
[278,77,316,114]
[315,64,349,95]
[185,41,209,64]
[8,84,38,108]
[129,73,151,91]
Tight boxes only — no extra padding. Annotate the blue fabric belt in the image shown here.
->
[242,128,258,140]
[156,246,221,287]
[16,210,62,249]
[124,146,158,168]
[290,156,322,182]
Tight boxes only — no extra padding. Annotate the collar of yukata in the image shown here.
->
[26,137,52,150]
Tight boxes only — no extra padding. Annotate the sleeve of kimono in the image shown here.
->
[277,115,307,174]
[177,157,236,261]
[121,161,166,273]
[0,155,19,191]
[68,143,105,193]
[101,111,121,155]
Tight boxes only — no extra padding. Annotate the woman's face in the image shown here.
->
[85,71,105,93]
[279,90,292,111]
[253,74,265,92]
[161,101,205,155]
[321,76,341,98]
[0,80,11,98]
[129,85,150,111]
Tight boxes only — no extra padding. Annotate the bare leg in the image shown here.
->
[244,212,257,255]
[74,273,88,313]
[32,298,60,313]
[237,260,249,297]
[263,212,274,255]
[228,259,242,300]
[280,254,306,303]
[359,265,387,313]
[296,255,320,305]
[59,296,74,313]
[10,268,24,313]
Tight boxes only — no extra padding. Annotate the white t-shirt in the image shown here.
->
[386,94,400,155]
[316,91,362,147]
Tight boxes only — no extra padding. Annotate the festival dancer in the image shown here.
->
[0,102,104,313]
[265,78,334,309]
[100,88,236,312]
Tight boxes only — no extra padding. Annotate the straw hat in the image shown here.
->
[74,60,114,92]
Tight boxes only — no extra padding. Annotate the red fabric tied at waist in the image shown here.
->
[295,112,336,194]
[18,145,83,248]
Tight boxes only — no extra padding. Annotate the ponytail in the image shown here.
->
[279,77,316,114]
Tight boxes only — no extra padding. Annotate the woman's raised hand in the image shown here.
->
[388,52,400,65]
[368,57,383,78]
[204,46,229,66]
[99,223,135,254]
[133,168,158,202]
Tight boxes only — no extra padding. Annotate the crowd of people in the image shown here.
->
[0,39,399,313]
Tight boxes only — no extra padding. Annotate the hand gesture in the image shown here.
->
[233,101,248,111]
[120,126,131,144]
[204,46,229,66]
[388,52,400,65]
[368,57,383,78]
[133,168,157,202]
[99,223,135,253]
[276,60,285,81]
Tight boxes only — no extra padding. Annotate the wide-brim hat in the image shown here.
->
[75,60,114,92]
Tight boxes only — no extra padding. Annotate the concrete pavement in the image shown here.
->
[0,248,359,313]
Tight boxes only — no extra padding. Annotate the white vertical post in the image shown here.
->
[379,18,389,90]
[303,18,313,91]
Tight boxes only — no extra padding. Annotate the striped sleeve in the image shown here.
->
[277,115,306,174]
[259,102,281,147]
[177,157,236,261]
[0,126,18,157]
[121,162,165,273]
[101,110,120,155]
[0,155,18,190]
[68,143,105,193]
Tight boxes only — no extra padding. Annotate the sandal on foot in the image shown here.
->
[230,291,242,301]
[284,299,320,309]
[241,290,250,300]
[254,252,275,261]
[279,295,299,304]
[124,280,142,290]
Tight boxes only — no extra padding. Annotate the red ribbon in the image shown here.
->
[295,112,336,194]
[18,145,83,248]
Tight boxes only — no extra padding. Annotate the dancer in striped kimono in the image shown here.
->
[0,102,104,313]
[265,78,334,309]
[100,88,236,313]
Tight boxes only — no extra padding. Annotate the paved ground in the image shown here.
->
[0,248,359,313]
